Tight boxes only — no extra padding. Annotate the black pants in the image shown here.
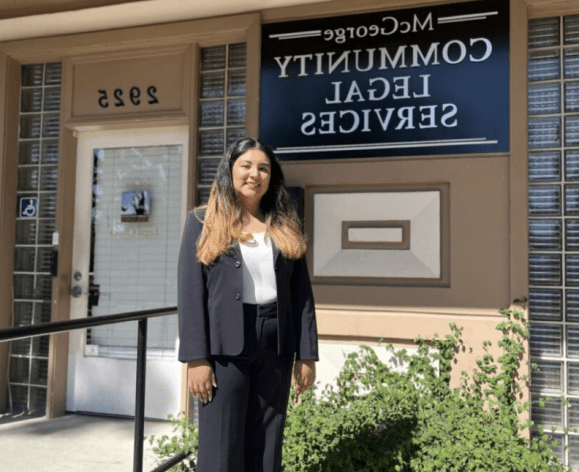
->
[197,302,294,472]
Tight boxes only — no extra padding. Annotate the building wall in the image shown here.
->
[267,0,529,396]
[0,54,20,416]
[0,0,529,419]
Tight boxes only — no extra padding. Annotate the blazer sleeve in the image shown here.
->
[177,211,210,362]
[291,255,319,361]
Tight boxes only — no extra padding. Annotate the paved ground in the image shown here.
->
[1,413,180,471]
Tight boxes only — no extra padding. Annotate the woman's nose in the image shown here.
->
[249,166,259,178]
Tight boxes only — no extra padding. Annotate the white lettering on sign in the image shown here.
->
[273,39,492,78]
[322,13,434,44]
[301,103,457,135]
[324,75,431,104]
[110,226,159,238]
[273,37,490,137]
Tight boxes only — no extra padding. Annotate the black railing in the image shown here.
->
[0,306,194,472]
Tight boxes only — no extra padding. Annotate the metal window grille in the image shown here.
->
[196,43,247,204]
[528,15,579,469]
[8,62,62,414]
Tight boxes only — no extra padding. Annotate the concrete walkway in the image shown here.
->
[1,413,180,471]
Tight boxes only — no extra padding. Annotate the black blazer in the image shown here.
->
[177,209,318,362]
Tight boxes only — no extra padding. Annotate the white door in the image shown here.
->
[66,126,188,419]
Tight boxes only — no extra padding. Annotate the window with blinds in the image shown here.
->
[8,62,62,415]
[87,145,182,358]
[528,15,579,469]
[196,43,247,205]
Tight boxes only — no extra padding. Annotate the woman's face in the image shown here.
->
[231,149,271,205]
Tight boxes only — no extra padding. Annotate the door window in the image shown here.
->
[87,144,183,358]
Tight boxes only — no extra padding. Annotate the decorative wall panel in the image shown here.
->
[308,184,449,286]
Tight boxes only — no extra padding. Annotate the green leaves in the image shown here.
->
[281,301,571,472]
[148,413,198,471]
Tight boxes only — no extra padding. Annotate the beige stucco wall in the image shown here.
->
[0,54,20,414]
[282,154,512,390]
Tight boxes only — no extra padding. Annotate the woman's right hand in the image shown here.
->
[187,359,217,404]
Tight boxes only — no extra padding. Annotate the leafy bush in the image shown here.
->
[151,301,571,471]
[149,413,198,472]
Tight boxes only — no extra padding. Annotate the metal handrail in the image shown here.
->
[150,451,192,472]
[0,306,177,342]
[0,306,195,472]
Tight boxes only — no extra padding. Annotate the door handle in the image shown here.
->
[70,282,100,303]
[71,271,85,298]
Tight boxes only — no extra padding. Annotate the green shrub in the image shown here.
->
[149,413,198,472]
[151,301,572,471]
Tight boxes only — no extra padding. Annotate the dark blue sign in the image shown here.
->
[260,0,509,160]
[19,198,38,218]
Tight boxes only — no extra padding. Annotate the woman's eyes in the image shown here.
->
[238,164,269,173]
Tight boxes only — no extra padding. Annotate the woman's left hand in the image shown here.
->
[292,359,316,395]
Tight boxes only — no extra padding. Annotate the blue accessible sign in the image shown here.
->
[260,0,509,160]
[19,198,38,218]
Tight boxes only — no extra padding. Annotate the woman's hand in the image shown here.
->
[187,359,217,404]
[292,359,316,395]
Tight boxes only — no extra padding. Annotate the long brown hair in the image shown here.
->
[196,138,306,265]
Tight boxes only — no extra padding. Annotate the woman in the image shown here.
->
[178,137,318,472]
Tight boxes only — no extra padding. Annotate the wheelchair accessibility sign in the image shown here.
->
[19,198,38,218]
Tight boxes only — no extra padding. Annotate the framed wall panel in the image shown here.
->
[306,183,450,286]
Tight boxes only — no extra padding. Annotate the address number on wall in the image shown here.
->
[97,86,159,108]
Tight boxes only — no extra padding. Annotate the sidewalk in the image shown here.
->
[1,413,178,472]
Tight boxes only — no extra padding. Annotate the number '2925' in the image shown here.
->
[97,86,159,108]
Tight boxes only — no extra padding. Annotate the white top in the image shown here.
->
[239,232,277,305]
